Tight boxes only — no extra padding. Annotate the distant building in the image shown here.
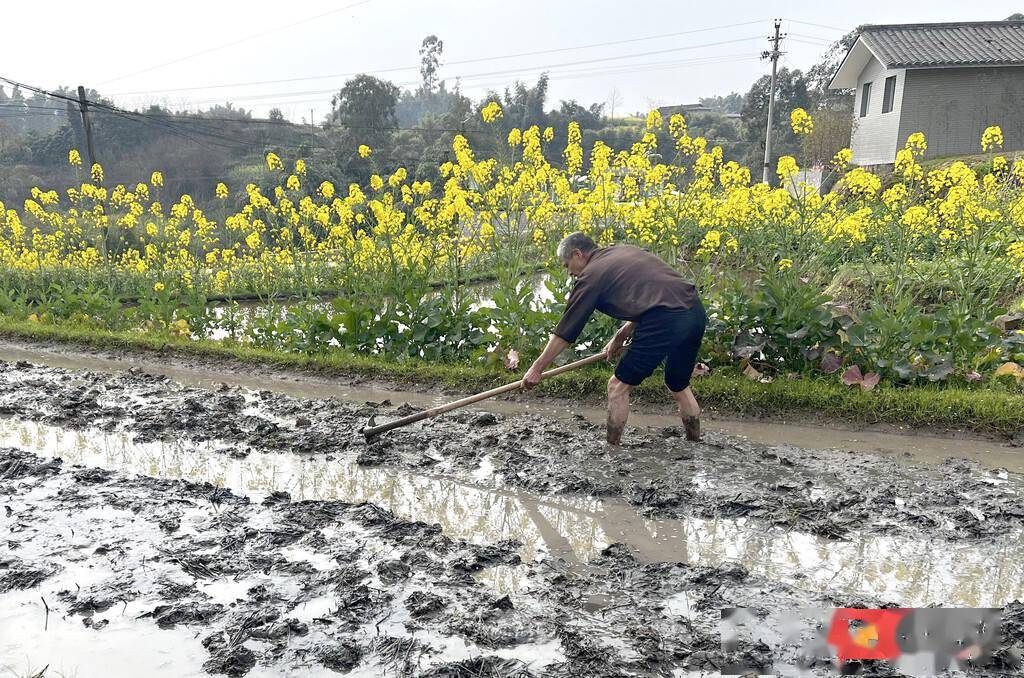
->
[829,21,1024,167]
[657,103,713,118]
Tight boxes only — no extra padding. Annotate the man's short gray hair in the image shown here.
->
[557,231,597,261]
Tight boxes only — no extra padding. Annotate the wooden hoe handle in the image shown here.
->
[362,351,607,439]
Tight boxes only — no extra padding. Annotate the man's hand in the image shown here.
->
[603,335,625,362]
[522,363,544,389]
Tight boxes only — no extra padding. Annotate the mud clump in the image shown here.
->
[0,448,62,480]
[0,557,55,593]
[421,656,533,677]
[203,643,256,677]
[143,602,226,629]
[318,640,364,672]
[405,590,448,618]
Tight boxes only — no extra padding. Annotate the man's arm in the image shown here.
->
[522,334,569,389]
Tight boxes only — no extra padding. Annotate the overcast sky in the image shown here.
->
[4,0,1023,122]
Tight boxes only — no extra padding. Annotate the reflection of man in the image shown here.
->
[522,232,706,445]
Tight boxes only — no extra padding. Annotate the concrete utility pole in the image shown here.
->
[310,108,315,147]
[761,19,784,184]
[77,85,97,172]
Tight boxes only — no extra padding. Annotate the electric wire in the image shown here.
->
[108,19,772,96]
[97,0,378,86]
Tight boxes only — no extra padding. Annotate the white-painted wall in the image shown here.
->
[849,57,906,166]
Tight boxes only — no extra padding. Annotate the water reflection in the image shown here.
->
[1,417,1022,608]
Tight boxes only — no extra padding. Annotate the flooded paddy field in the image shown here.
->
[1,353,1024,676]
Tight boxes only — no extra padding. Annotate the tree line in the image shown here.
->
[0,29,860,205]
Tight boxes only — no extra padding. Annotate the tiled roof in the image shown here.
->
[860,21,1024,68]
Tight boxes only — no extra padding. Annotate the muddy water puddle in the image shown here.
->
[2,416,1022,609]
[1,339,1020,473]
[1,458,564,678]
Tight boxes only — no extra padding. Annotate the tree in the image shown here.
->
[419,35,444,94]
[741,67,813,173]
[331,75,399,131]
[268,108,285,121]
[606,88,622,119]
[806,26,866,111]
[550,100,605,130]
[699,93,743,114]
[800,108,852,166]
[492,73,549,130]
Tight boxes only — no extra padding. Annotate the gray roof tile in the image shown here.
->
[861,21,1024,68]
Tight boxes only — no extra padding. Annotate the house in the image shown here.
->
[656,103,713,118]
[829,21,1024,167]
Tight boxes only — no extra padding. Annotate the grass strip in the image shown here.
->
[0,319,1021,438]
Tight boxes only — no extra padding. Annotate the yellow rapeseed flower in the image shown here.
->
[790,108,813,135]
[216,183,229,199]
[776,156,799,184]
[90,163,104,184]
[981,125,1004,152]
[151,171,164,188]
[68,149,82,167]
[266,152,284,171]
[358,145,372,158]
[481,102,503,124]
[832,148,852,169]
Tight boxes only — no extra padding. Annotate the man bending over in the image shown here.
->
[522,232,706,444]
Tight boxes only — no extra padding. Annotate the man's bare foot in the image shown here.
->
[606,423,624,446]
[681,415,700,442]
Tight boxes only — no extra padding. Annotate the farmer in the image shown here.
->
[522,232,706,444]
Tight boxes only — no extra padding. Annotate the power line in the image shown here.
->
[161,50,762,109]
[788,32,837,44]
[785,19,848,33]
[0,75,474,147]
[0,104,68,112]
[145,35,765,109]
[788,38,835,49]
[117,51,760,115]
[97,0,378,86]
[108,19,771,97]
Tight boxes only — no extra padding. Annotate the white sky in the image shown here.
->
[4,0,1023,122]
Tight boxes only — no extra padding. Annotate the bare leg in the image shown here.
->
[606,376,633,445]
[669,386,701,441]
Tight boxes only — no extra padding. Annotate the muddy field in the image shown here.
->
[1,357,1023,676]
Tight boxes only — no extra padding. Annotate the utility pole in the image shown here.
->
[77,85,97,172]
[310,108,315,148]
[761,19,784,184]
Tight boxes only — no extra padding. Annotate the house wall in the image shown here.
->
[899,66,1024,159]
[849,57,906,166]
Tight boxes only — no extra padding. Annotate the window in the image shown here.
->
[882,75,897,113]
[860,81,872,117]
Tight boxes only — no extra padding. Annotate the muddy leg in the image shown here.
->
[669,386,701,441]
[606,376,632,445]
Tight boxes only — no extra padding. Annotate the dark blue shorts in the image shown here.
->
[614,303,707,392]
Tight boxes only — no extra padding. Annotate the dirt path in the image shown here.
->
[1,350,1023,676]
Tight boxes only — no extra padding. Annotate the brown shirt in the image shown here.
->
[553,245,699,343]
